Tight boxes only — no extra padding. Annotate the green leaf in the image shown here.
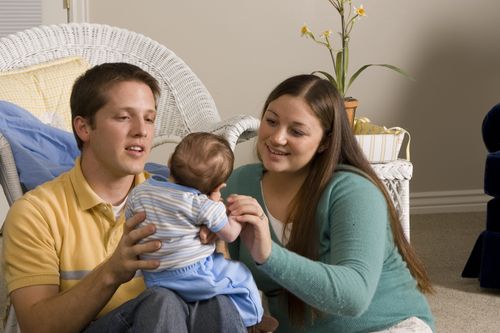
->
[346,64,415,92]
[312,70,338,90]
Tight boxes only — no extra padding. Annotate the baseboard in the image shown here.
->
[410,189,490,214]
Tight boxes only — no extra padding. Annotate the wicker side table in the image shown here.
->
[371,159,413,240]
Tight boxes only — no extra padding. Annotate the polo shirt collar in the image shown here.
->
[69,156,147,211]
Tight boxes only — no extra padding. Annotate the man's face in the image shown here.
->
[79,80,156,179]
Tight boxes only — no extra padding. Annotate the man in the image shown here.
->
[2,63,247,332]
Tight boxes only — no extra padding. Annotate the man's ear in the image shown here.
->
[73,116,90,143]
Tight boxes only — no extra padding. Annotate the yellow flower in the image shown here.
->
[300,24,312,37]
[321,30,333,39]
[355,4,366,17]
[300,0,411,97]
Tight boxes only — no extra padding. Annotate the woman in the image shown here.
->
[223,74,434,332]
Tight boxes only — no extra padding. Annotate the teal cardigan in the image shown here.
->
[223,164,434,333]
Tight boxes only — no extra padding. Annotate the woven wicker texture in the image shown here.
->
[372,159,413,240]
[0,23,259,207]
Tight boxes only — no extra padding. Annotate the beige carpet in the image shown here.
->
[0,212,498,332]
[411,212,500,333]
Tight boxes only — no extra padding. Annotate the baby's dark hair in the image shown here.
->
[169,132,234,194]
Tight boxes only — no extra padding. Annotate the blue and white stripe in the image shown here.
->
[125,177,228,271]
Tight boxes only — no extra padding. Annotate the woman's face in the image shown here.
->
[257,94,325,175]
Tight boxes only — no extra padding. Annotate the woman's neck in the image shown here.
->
[261,168,309,221]
[263,171,306,192]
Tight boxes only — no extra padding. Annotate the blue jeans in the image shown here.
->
[82,287,247,332]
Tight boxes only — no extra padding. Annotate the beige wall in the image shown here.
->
[87,0,500,195]
[2,0,498,222]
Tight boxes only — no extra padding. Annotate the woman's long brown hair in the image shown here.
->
[260,75,433,326]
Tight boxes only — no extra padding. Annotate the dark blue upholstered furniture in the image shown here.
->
[462,103,500,288]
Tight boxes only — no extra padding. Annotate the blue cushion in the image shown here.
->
[144,162,170,179]
[0,100,79,191]
[0,100,169,192]
[482,103,500,153]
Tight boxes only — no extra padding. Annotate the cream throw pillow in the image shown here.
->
[0,57,90,131]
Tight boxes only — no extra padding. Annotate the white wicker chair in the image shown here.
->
[371,159,413,240]
[0,23,260,207]
[0,23,259,333]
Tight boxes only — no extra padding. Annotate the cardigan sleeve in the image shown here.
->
[257,172,389,317]
[223,164,263,261]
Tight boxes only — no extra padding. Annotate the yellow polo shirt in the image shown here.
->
[3,157,148,317]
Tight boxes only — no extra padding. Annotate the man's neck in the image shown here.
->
[91,177,134,206]
[80,157,136,205]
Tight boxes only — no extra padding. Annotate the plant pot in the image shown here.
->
[344,98,358,128]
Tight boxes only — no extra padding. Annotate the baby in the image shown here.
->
[126,132,271,330]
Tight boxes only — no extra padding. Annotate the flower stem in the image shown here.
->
[340,4,347,95]
[329,0,341,11]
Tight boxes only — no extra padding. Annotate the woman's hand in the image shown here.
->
[225,194,272,264]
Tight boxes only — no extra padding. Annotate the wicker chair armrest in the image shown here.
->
[371,159,413,240]
[371,159,413,180]
[0,134,23,207]
[203,115,260,150]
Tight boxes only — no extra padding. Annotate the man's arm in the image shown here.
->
[10,212,161,333]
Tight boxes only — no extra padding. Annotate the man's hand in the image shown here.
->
[199,225,218,245]
[106,212,161,285]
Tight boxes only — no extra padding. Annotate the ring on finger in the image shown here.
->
[259,212,265,220]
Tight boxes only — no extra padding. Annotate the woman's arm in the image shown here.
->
[226,174,388,316]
